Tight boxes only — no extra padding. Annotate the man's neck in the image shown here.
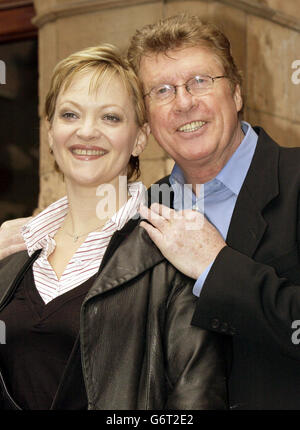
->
[179,125,245,193]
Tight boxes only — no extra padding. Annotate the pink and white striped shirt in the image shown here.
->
[22,182,145,304]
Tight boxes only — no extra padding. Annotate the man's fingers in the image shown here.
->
[7,231,24,248]
[149,203,175,220]
[0,242,27,260]
[139,204,169,231]
[0,217,29,261]
[139,221,164,248]
[0,216,32,231]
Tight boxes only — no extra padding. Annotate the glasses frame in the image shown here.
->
[143,75,228,103]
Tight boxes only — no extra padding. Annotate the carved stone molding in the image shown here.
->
[32,0,300,32]
[32,0,158,28]
[218,0,300,32]
[0,2,37,42]
[0,0,32,10]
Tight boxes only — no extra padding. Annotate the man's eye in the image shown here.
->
[193,76,207,85]
[103,114,120,122]
[155,85,172,95]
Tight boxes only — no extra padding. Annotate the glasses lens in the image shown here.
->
[151,84,174,102]
[188,76,211,93]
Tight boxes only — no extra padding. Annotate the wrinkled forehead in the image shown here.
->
[139,45,224,86]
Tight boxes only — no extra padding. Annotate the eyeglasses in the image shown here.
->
[143,75,227,105]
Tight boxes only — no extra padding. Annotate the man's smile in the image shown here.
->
[177,120,207,132]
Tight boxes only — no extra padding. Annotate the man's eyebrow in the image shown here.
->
[147,72,211,87]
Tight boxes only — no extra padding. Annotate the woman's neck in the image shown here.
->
[63,176,129,236]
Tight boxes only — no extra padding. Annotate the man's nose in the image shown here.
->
[76,118,100,140]
[173,86,195,113]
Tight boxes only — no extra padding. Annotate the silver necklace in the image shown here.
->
[65,226,103,243]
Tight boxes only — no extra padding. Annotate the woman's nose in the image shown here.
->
[76,118,100,140]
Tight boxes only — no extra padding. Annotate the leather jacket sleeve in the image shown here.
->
[163,272,229,410]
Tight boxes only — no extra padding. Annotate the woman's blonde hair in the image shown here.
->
[127,13,243,94]
[45,44,146,180]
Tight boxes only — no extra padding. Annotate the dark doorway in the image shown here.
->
[0,1,38,224]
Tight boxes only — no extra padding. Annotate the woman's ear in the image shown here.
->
[132,123,150,157]
[46,119,54,153]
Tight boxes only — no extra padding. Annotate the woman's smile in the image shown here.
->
[70,144,108,160]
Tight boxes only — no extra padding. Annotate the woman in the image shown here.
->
[0,44,227,410]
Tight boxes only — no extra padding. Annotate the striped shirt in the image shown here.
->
[22,182,145,304]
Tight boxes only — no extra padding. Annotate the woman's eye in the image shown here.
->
[61,112,77,119]
[103,114,120,122]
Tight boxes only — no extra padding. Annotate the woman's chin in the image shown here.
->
[65,174,108,189]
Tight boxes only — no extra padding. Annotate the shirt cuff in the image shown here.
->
[192,261,214,297]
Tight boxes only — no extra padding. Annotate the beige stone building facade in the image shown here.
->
[32,0,300,210]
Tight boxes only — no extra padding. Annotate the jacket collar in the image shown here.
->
[83,218,165,303]
[225,126,279,256]
[0,220,164,308]
[0,250,40,311]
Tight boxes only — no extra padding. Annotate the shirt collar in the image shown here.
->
[170,121,258,197]
[214,121,258,195]
[22,181,146,256]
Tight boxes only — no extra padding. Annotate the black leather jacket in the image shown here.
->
[0,219,228,409]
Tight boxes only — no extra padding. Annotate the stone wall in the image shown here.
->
[32,0,300,210]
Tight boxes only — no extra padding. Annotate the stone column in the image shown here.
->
[32,0,300,210]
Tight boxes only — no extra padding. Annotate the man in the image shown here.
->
[1,14,300,409]
[128,14,300,410]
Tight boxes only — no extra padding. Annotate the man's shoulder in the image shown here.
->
[153,175,171,186]
[255,126,300,157]
[146,175,174,208]
[255,126,300,174]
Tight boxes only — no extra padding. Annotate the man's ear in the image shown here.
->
[233,84,243,113]
[132,123,150,157]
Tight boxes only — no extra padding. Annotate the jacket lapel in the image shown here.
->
[0,250,40,311]
[226,127,280,257]
[83,219,165,303]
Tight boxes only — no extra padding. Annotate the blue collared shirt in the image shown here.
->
[169,121,258,297]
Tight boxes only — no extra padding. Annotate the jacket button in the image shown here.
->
[211,318,220,329]
[220,322,228,333]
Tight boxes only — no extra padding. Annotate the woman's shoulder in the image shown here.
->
[0,250,29,301]
[122,222,194,286]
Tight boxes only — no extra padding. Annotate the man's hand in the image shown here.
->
[139,203,226,280]
[0,217,30,260]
